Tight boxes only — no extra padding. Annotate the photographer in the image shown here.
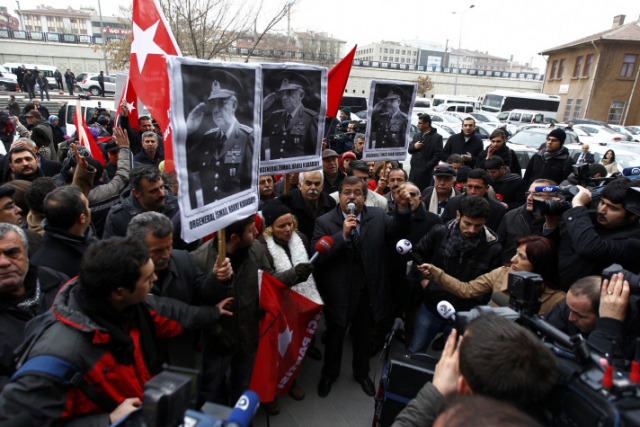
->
[329,120,361,154]
[393,315,557,427]
[545,274,640,364]
[544,179,640,290]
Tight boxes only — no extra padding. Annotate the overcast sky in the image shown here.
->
[6,0,639,71]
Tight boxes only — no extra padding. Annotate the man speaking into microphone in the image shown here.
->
[312,176,412,398]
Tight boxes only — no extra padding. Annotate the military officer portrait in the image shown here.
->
[261,70,321,161]
[184,69,254,209]
[369,83,413,149]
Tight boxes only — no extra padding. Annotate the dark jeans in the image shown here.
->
[322,291,375,381]
[99,83,105,96]
[66,82,74,96]
[26,84,35,99]
[40,85,50,101]
[199,347,256,407]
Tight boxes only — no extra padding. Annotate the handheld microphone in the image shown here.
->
[623,167,640,177]
[225,390,260,427]
[436,301,456,323]
[309,236,334,264]
[382,317,404,355]
[395,239,423,265]
[347,202,356,236]
[534,185,558,193]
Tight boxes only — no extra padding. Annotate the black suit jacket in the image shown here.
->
[573,151,595,164]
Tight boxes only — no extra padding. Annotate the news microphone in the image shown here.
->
[225,390,260,427]
[491,291,510,308]
[347,202,356,236]
[623,167,640,177]
[309,236,334,264]
[436,301,456,323]
[382,317,404,355]
[395,239,423,265]
[534,185,558,193]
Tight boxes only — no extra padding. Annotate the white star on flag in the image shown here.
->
[127,101,136,112]
[131,20,168,74]
[278,324,292,358]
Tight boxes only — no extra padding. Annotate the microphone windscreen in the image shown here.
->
[436,301,456,320]
[623,167,640,177]
[226,391,260,427]
[491,291,510,307]
[396,239,413,255]
[314,236,334,255]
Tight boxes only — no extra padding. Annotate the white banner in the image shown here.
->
[363,79,417,162]
[168,57,261,242]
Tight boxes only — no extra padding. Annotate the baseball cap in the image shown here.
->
[322,149,339,159]
[433,164,456,177]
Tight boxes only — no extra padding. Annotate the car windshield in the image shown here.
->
[509,131,547,148]
[414,101,430,108]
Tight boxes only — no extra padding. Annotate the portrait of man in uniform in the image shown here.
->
[261,70,321,161]
[184,69,254,209]
[370,84,410,149]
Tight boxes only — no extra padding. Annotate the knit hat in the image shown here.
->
[339,107,351,116]
[547,128,566,145]
[341,151,357,161]
[66,145,92,167]
[262,198,292,228]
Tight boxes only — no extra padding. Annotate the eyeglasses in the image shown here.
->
[342,190,363,197]
[408,192,419,197]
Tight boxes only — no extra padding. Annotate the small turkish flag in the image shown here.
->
[74,100,105,166]
[115,78,139,132]
[249,272,323,402]
[130,0,181,172]
[326,45,357,118]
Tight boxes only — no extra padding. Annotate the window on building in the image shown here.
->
[583,54,594,77]
[621,54,637,78]
[401,50,405,55]
[401,58,405,63]
[557,59,566,78]
[550,60,558,79]
[573,99,583,119]
[395,57,399,62]
[607,100,625,124]
[563,99,574,122]
[395,49,400,54]
[383,56,387,61]
[573,56,583,78]
[384,48,388,53]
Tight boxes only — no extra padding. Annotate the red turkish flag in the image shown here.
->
[73,101,105,166]
[249,272,323,402]
[115,78,139,132]
[326,45,357,118]
[130,0,181,172]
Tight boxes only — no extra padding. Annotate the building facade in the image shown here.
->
[540,14,640,125]
[15,6,92,35]
[0,7,19,31]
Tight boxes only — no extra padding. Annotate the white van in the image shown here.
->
[2,63,59,89]
[434,103,474,114]
[497,110,547,126]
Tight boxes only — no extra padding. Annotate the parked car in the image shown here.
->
[508,127,580,149]
[627,126,640,134]
[470,112,500,123]
[564,143,640,175]
[0,75,17,91]
[554,124,603,146]
[78,74,117,96]
[609,125,640,142]
[574,124,631,142]
[427,112,462,134]
[339,95,367,114]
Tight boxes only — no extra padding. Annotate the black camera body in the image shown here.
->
[602,263,640,295]
[453,271,640,426]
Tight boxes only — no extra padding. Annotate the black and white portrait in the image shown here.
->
[364,80,416,162]
[260,64,326,174]
[168,57,261,242]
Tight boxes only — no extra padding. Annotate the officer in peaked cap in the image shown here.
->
[185,68,254,208]
[261,71,319,161]
[371,85,408,149]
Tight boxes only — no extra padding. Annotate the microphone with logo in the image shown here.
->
[436,301,457,325]
[309,236,334,264]
[395,239,424,266]
[347,202,356,236]
[225,390,260,427]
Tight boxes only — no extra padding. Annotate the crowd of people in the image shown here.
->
[0,95,639,427]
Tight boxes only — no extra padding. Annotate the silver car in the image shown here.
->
[78,74,116,96]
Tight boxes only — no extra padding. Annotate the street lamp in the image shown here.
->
[97,0,109,75]
[453,4,474,95]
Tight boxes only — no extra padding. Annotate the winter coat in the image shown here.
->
[496,205,545,264]
[288,188,336,241]
[440,132,484,167]
[490,172,527,210]
[408,128,443,191]
[523,146,575,186]
[476,143,521,176]
[440,193,507,233]
[30,225,98,278]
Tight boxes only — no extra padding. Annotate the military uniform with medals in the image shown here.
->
[262,105,318,160]
[373,109,408,148]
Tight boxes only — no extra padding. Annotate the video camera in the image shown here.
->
[602,264,640,295]
[452,271,640,426]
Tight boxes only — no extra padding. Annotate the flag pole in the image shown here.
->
[217,230,226,268]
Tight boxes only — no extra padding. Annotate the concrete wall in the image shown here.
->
[0,38,106,74]
[344,67,543,99]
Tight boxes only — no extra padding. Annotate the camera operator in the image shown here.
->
[393,314,557,427]
[329,121,361,154]
[545,274,640,365]
[544,178,640,290]
[560,163,607,188]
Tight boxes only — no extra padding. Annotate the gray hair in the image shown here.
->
[127,211,173,241]
[355,133,365,141]
[14,138,36,149]
[141,131,158,141]
[0,223,28,254]
[298,170,324,185]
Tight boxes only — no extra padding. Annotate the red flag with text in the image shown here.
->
[130,0,180,172]
[115,78,139,132]
[74,101,105,165]
[326,45,357,118]
[249,272,323,402]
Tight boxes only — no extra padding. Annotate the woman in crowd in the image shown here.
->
[368,161,396,194]
[48,115,66,150]
[601,149,619,176]
[340,151,356,173]
[258,199,323,415]
[417,235,565,316]
[476,128,521,175]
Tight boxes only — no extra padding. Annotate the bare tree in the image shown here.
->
[243,1,298,63]
[415,75,434,96]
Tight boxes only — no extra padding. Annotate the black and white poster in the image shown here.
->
[259,63,327,175]
[168,57,261,242]
[363,80,417,162]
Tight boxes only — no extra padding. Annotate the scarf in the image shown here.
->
[74,286,161,375]
[601,158,611,165]
[443,220,483,259]
[429,187,456,215]
[264,233,322,305]
[542,147,564,161]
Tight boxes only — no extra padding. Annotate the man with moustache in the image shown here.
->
[258,175,276,206]
[409,114,443,191]
[384,168,408,211]
[421,165,460,216]
[287,170,336,241]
